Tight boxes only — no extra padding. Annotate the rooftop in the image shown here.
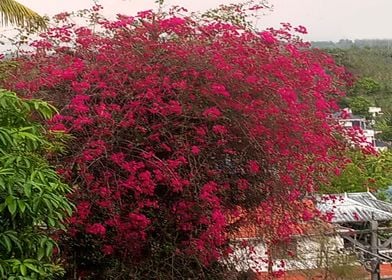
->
[317,192,392,223]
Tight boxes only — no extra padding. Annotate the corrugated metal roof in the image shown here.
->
[317,192,392,223]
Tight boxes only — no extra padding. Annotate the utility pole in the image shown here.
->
[370,220,380,280]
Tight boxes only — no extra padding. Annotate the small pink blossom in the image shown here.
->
[260,31,277,44]
[202,107,222,120]
[86,223,106,236]
[248,160,260,174]
[191,146,201,155]
[212,125,227,134]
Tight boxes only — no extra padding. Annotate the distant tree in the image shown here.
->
[336,39,353,49]
[354,77,381,95]
[322,150,392,194]
[327,46,392,111]
[311,41,337,49]
[348,96,372,117]
[376,111,392,142]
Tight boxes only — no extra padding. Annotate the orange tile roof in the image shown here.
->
[228,200,333,240]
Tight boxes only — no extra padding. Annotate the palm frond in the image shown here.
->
[0,0,46,29]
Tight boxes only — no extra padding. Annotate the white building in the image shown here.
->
[227,192,392,278]
[369,107,383,118]
[338,108,387,151]
[228,231,345,274]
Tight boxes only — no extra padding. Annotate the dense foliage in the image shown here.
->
[1,5,354,279]
[0,89,72,279]
[323,149,392,194]
[326,46,392,118]
[309,42,392,196]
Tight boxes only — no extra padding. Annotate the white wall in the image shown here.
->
[227,235,346,273]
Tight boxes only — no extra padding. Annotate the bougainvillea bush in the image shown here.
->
[2,4,352,279]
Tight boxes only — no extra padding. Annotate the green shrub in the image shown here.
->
[0,89,72,279]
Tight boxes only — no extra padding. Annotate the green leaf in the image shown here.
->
[1,235,11,253]
[0,203,6,212]
[0,168,14,176]
[7,231,22,253]
[37,247,44,261]
[24,262,40,274]
[19,264,26,276]
[0,264,5,278]
[23,183,31,198]
[6,196,17,215]
[38,171,47,185]
[17,200,26,213]
[47,216,55,227]
[3,155,16,168]
[45,241,53,257]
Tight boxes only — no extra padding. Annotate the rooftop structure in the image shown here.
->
[337,108,387,151]
[317,192,392,223]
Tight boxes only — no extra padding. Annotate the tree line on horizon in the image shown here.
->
[312,39,392,49]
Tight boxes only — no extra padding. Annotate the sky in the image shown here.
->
[11,0,392,42]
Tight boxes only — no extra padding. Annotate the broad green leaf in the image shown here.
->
[45,242,53,257]
[24,263,40,274]
[1,235,11,252]
[6,196,17,215]
[37,247,45,261]
[0,264,4,278]
[17,200,26,213]
[23,183,31,198]
[19,264,26,276]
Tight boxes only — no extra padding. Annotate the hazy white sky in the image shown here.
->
[14,0,392,41]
